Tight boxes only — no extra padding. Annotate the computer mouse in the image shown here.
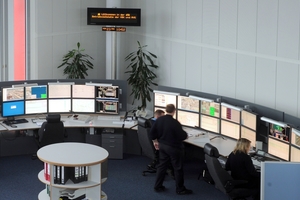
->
[11,125,17,128]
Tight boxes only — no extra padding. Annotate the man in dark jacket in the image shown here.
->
[150,104,192,195]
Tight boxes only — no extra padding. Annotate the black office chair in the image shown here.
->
[203,143,258,200]
[32,114,65,159]
[137,117,157,176]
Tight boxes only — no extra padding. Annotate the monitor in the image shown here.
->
[268,123,289,143]
[177,110,199,127]
[177,96,199,112]
[72,99,95,113]
[25,85,47,99]
[200,115,220,133]
[221,104,241,124]
[2,87,24,102]
[241,110,257,131]
[2,100,25,117]
[241,126,256,148]
[25,100,47,115]
[154,92,177,107]
[290,128,300,147]
[96,100,118,114]
[221,119,240,140]
[72,85,95,98]
[268,137,289,161]
[201,101,220,118]
[96,86,119,100]
[290,146,300,162]
[48,99,71,113]
[48,84,71,98]
[154,107,176,119]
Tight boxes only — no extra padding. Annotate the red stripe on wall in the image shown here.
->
[14,0,25,80]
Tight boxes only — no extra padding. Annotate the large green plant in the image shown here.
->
[125,41,159,110]
[58,42,94,79]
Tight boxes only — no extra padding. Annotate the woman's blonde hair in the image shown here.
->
[233,138,251,154]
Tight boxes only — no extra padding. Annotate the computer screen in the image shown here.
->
[221,119,240,140]
[290,146,300,162]
[154,107,176,119]
[241,110,257,131]
[154,92,177,107]
[25,100,47,114]
[268,137,289,161]
[2,87,24,102]
[2,100,25,117]
[221,104,240,124]
[48,99,71,113]
[268,123,289,142]
[96,86,119,99]
[96,100,118,114]
[200,115,220,133]
[72,99,95,113]
[201,101,220,118]
[241,126,256,147]
[290,128,300,147]
[72,85,95,98]
[177,110,199,127]
[48,84,71,98]
[177,96,199,112]
[25,85,47,99]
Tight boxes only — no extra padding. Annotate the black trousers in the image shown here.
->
[154,143,185,192]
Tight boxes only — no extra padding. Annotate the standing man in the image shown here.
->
[150,104,192,195]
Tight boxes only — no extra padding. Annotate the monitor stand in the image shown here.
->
[3,117,28,125]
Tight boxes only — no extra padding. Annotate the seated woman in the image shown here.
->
[225,138,260,200]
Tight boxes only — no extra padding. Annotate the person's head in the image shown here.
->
[233,138,251,154]
[154,109,165,119]
[165,104,176,116]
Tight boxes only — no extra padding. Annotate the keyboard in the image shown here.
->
[3,118,28,125]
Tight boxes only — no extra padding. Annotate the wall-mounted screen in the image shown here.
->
[221,119,240,140]
[241,126,256,147]
[177,110,199,127]
[25,100,47,114]
[221,105,240,124]
[96,101,118,114]
[291,128,300,147]
[48,85,71,98]
[177,96,199,112]
[268,137,289,161]
[269,123,289,142]
[72,99,95,113]
[72,85,95,98]
[201,101,220,118]
[200,115,220,133]
[290,146,300,162]
[2,100,25,117]
[2,87,24,102]
[48,99,71,113]
[25,85,47,99]
[154,92,177,107]
[241,110,257,131]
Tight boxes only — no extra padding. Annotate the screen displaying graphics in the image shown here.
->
[177,96,199,112]
[48,99,71,113]
[241,110,257,131]
[154,92,177,107]
[72,99,95,113]
[2,101,25,117]
[96,86,118,99]
[291,128,300,147]
[48,85,71,98]
[96,101,118,114]
[269,123,289,142]
[177,110,199,127]
[72,85,95,98]
[200,115,220,133]
[221,105,240,124]
[268,137,289,161]
[2,87,24,102]
[25,100,47,114]
[241,126,256,147]
[201,101,220,117]
[290,146,300,162]
[25,85,47,99]
[221,119,240,139]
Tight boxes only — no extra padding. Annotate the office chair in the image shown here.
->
[32,114,65,159]
[137,117,157,176]
[203,143,258,200]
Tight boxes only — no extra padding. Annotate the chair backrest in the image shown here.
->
[204,143,233,194]
[38,114,65,147]
[137,117,156,160]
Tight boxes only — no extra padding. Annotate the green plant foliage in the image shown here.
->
[125,41,158,110]
[58,42,94,79]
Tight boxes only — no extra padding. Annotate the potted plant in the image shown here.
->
[125,41,159,116]
[58,42,94,79]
